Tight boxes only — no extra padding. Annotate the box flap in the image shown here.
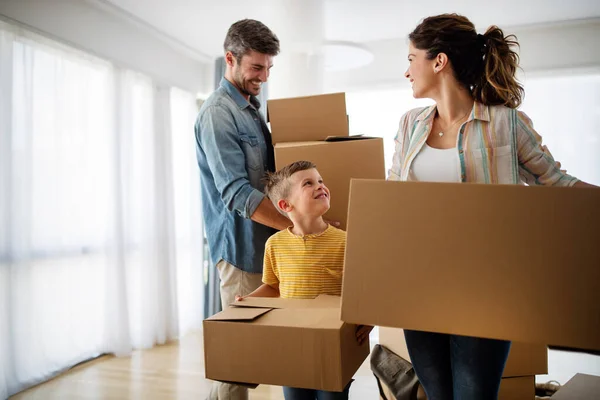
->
[207,306,273,321]
[257,308,342,328]
[231,297,307,309]
[268,93,349,143]
[324,135,375,142]
[230,295,341,310]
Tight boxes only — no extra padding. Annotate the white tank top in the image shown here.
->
[411,143,461,183]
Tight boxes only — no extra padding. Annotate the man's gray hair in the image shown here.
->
[224,19,280,60]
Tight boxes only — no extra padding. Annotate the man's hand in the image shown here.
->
[251,198,291,231]
[356,325,373,345]
[234,295,244,302]
[324,219,341,228]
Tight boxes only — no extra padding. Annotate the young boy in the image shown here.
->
[237,160,372,400]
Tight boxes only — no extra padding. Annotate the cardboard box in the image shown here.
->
[379,375,534,400]
[275,139,384,229]
[268,92,349,143]
[341,180,600,351]
[268,93,385,229]
[503,342,548,377]
[499,376,535,400]
[203,295,369,391]
[551,373,600,399]
[378,327,547,377]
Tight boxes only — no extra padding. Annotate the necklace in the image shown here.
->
[437,109,471,137]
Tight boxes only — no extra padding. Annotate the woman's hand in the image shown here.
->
[574,181,598,188]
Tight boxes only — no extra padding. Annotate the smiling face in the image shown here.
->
[226,50,273,98]
[405,41,439,99]
[278,168,330,218]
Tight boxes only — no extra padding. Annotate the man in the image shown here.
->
[194,19,290,400]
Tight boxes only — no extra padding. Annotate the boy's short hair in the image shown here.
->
[264,161,317,214]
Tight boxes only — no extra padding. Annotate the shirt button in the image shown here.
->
[461,174,466,180]
[459,149,464,154]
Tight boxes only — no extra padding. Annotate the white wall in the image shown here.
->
[325,18,600,93]
[0,0,212,94]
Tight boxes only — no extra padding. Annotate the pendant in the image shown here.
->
[438,132,444,137]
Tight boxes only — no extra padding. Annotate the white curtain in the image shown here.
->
[0,20,203,398]
[170,87,205,335]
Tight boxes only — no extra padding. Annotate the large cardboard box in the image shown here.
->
[203,295,369,391]
[268,93,385,229]
[341,180,600,350]
[378,327,547,377]
[551,373,600,399]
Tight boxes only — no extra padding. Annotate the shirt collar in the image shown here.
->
[415,104,437,122]
[471,101,490,122]
[415,101,490,123]
[220,77,261,110]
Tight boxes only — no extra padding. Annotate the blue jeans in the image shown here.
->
[283,380,352,400]
[404,330,511,400]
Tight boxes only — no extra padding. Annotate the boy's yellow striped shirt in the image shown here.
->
[262,225,346,299]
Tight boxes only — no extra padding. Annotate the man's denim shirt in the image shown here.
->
[195,78,276,273]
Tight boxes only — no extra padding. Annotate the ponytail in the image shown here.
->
[474,26,523,108]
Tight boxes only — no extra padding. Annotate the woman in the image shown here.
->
[389,13,596,400]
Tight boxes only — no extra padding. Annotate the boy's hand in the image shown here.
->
[234,295,244,302]
[356,325,373,345]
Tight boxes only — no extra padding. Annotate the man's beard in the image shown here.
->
[234,70,259,97]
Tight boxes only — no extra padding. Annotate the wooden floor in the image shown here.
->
[10,331,379,400]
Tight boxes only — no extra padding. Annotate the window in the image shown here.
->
[1,20,204,397]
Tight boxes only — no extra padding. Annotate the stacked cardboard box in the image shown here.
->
[268,93,385,229]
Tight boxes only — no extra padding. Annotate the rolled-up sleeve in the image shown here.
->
[196,105,265,218]
[516,110,579,187]
[388,113,408,181]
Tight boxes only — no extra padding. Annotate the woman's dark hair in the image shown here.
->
[409,14,523,108]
